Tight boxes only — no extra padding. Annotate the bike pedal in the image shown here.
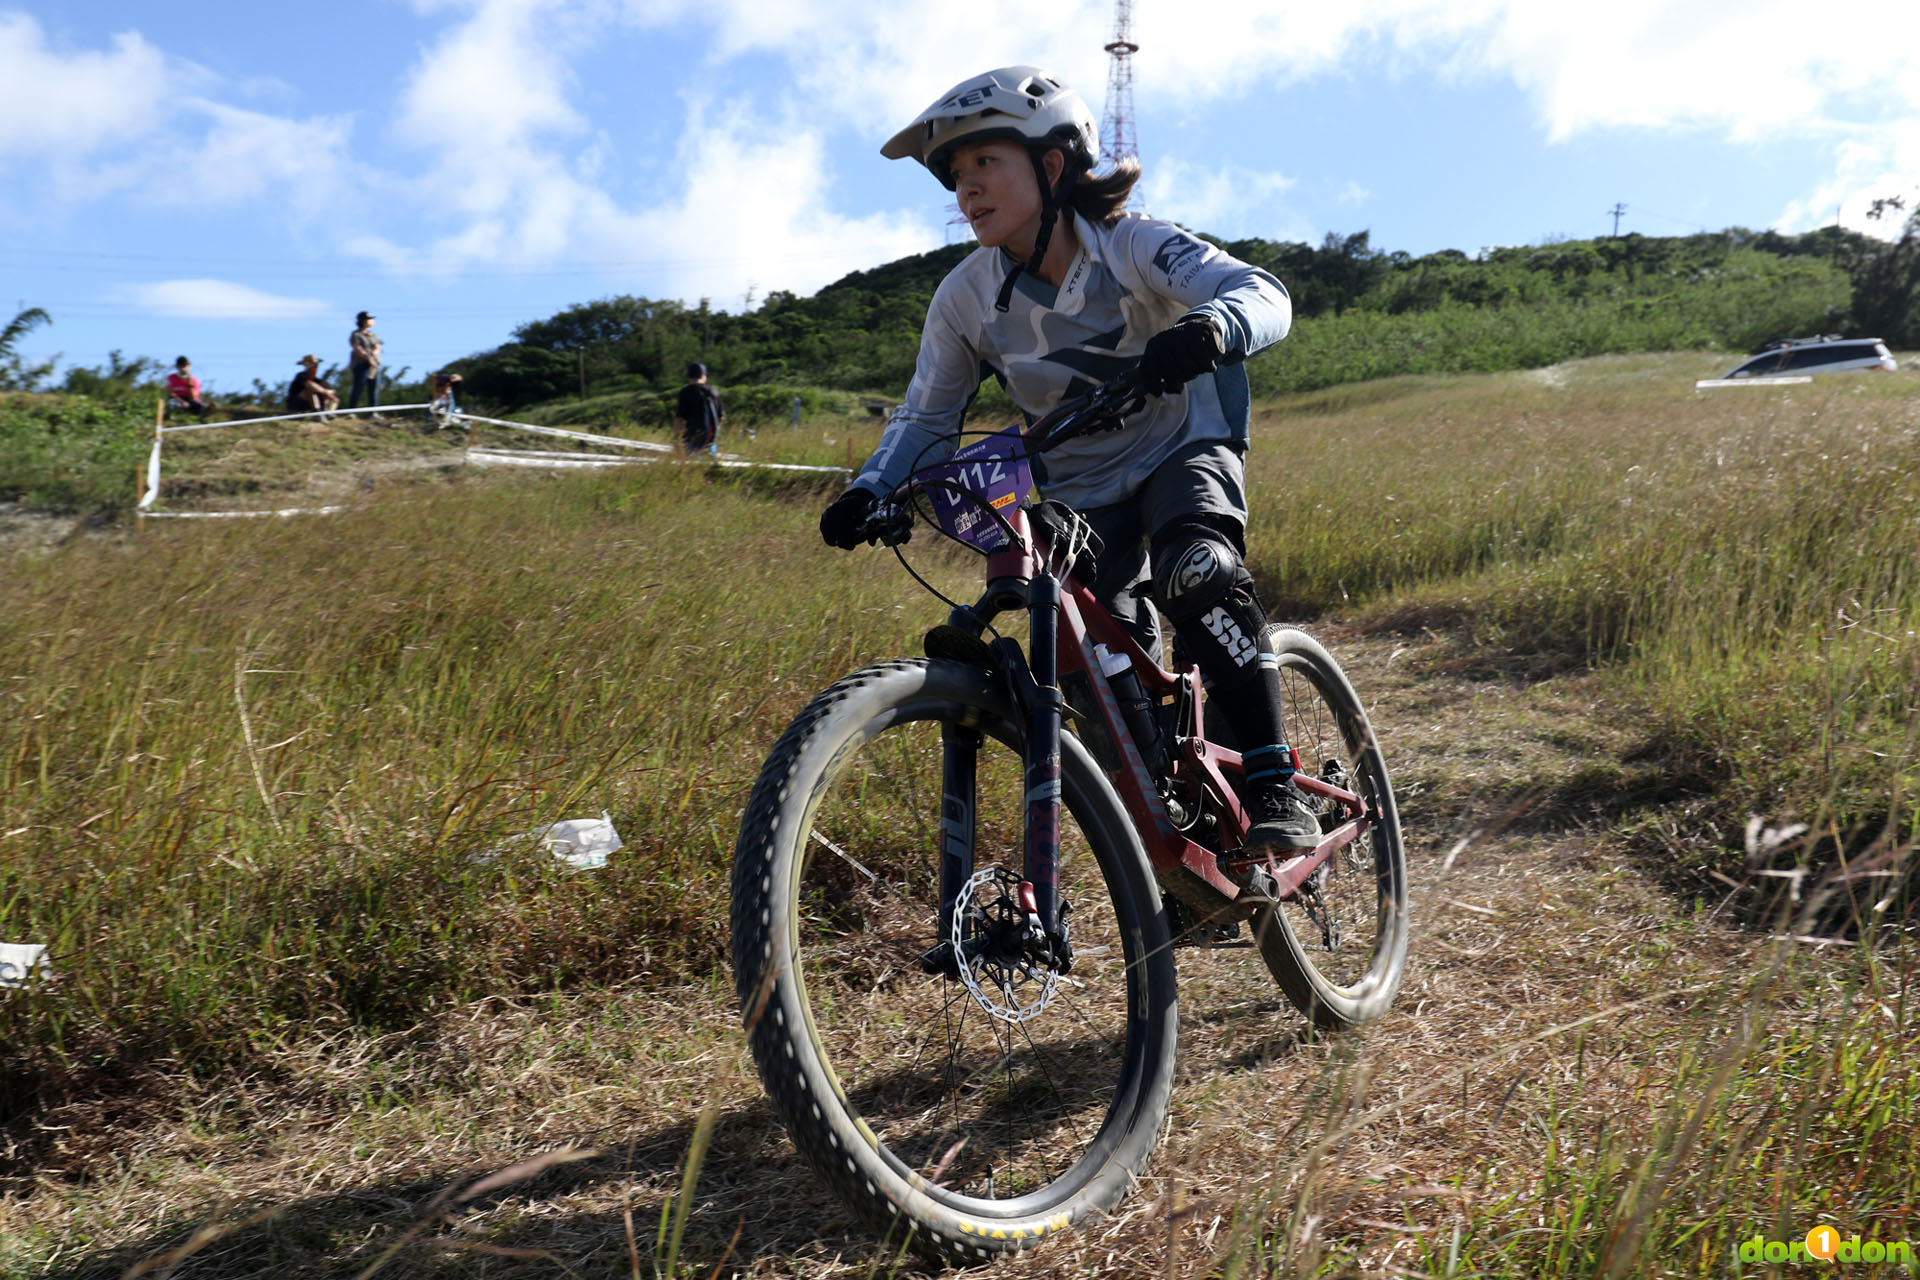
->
[1215,859,1282,905]
[1174,921,1244,948]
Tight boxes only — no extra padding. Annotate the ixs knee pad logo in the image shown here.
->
[1737,1226,1914,1267]
[1200,606,1258,667]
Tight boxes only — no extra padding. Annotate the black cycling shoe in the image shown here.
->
[1242,779,1322,854]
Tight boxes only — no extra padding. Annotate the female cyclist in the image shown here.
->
[819,65,1318,857]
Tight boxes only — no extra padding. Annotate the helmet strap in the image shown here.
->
[994,147,1072,313]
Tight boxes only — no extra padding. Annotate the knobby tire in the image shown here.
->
[730,659,1178,1262]
[1252,628,1410,1029]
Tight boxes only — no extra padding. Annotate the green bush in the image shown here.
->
[0,394,152,512]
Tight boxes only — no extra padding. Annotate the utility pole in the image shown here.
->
[1609,203,1627,237]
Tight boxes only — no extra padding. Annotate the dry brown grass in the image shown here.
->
[7,622,1874,1280]
[5,357,1915,1278]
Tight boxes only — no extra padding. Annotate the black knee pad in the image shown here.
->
[1150,520,1251,623]
[1153,518,1272,685]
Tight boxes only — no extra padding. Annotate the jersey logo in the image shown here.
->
[1151,232,1209,289]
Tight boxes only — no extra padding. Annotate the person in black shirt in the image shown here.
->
[673,362,724,457]
[287,354,339,416]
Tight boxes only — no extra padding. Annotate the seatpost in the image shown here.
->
[1022,570,1068,963]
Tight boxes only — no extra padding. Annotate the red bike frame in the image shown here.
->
[982,506,1376,923]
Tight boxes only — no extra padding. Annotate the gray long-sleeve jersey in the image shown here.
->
[853,213,1291,510]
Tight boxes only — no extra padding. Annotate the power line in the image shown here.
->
[0,243,908,281]
[26,302,548,319]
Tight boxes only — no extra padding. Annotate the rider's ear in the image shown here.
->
[1041,147,1067,191]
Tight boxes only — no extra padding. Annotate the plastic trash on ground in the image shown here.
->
[531,810,623,870]
[1,943,49,988]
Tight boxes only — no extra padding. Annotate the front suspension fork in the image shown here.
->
[1019,573,1069,968]
[932,572,1073,974]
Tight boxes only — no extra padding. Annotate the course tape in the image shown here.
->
[469,449,640,469]
[158,403,432,434]
[452,414,672,453]
[468,446,849,476]
[139,407,848,518]
[142,506,347,518]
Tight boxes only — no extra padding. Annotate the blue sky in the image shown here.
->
[4,0,1916,395]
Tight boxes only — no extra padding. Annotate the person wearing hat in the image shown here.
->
[287,354,339,416]
[348,310,383,412]
[674,360,724,457]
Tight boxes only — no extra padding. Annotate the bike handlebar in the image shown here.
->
[856,367,1153,547]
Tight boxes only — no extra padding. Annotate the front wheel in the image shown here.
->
[1254,629,1410,1030]
[730,659,1178,1262]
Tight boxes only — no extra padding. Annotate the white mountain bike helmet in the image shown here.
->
[884,66,1100,312]
[881,65,1098,190]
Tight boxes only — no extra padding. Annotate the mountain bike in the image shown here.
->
[730,369,1408,1262]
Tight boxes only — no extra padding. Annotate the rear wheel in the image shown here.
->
[730,659,1178,1262]
[1253,629,1409,1030]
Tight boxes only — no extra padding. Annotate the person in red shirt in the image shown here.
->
[166,356,210,419]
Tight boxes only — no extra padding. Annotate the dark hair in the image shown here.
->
[1065,157,1141,227]
[686,361,706,379]
[175,355,190,368]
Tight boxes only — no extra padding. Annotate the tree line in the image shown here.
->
[440,218,1919,411]
[5,214,1917,414]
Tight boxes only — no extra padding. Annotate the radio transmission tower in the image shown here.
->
[1100,0,1139,171]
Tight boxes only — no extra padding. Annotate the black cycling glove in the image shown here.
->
[1138,315,1227,395]
[819,487,878,549]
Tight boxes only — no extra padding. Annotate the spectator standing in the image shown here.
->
[287,354,339,416]
[674,361,725,457]
[166,356,210,418]
[348,310,382,412]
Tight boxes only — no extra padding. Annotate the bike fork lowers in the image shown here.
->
[930,571,1074,978]
[1018,572,1072,971]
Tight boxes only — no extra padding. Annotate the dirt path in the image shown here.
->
[19,626,1770,1279]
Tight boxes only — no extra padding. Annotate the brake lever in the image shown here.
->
[862,499,914,547]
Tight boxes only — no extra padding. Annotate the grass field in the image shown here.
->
[1,353,1915,1277]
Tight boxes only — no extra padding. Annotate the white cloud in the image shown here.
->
[362,0,939,302]
[0,12,170,158]
[18,0,1920,318]
[182,101,356,205]
[613,0,1120,136]
[0,12,353,214]
[1775,125,1920,241]
[647,0,1920,243]
[1142,159,1303,240]
[621,110,938,304]
[126,280,331,320]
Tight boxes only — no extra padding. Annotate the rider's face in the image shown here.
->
[950,139,1055,256]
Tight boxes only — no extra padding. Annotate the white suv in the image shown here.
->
[1723,336,1899,379]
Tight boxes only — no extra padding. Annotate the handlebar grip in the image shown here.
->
[858,501,914,547]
